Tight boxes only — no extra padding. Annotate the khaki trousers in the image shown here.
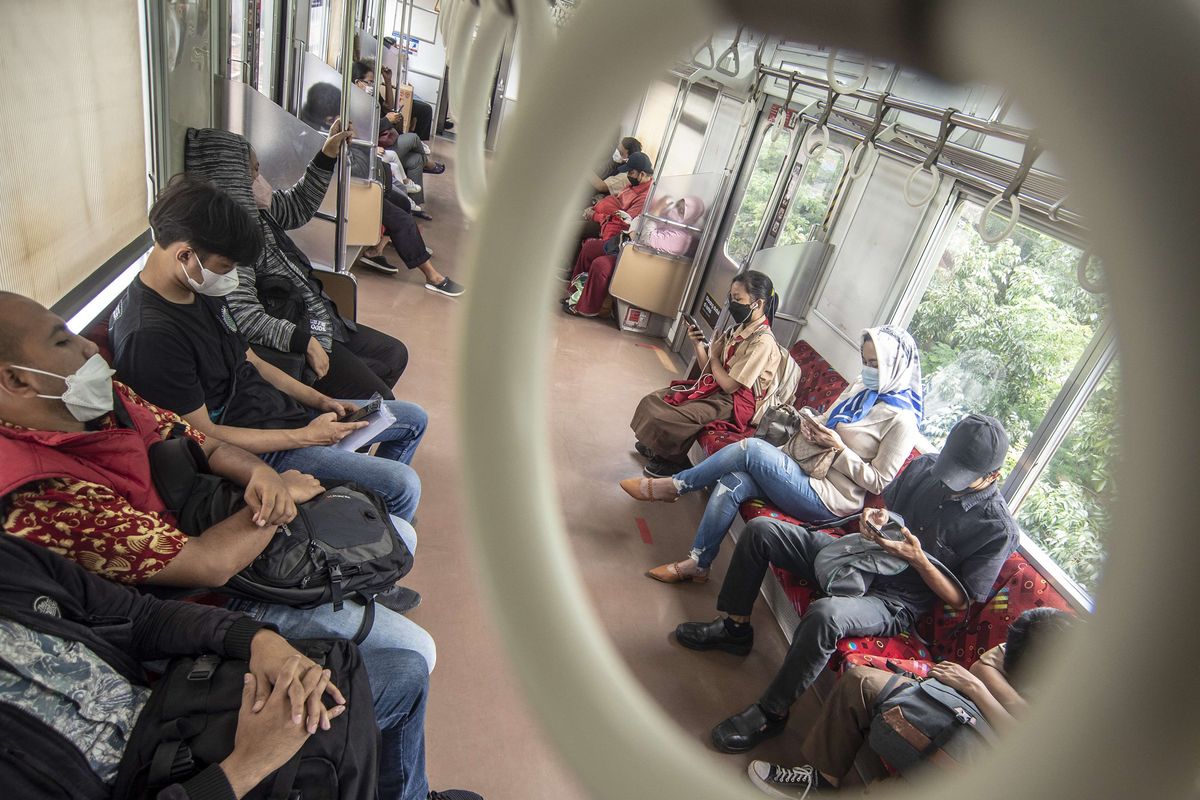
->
[803,666,915,779]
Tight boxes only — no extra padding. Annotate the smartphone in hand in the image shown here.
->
[340,397,381,424]
[862,510,907,541]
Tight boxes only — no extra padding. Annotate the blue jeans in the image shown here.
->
[228,517,433,800]
[673,437,834,568]
[264,400,428,521]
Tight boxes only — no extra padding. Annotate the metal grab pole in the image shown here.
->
[334,0,357,274]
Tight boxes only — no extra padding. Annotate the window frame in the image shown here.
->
[891,189,1112,610]
[767,134,851,248]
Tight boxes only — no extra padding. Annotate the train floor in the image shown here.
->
[354,138,828,799]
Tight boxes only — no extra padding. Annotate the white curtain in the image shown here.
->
[0,0,149,307]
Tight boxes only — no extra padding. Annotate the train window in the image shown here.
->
[1015,366,1118,594]
[774,146,846,247]
[911,200,1105,449]
[723,129,791,265]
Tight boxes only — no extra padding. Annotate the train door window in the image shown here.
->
[774,146,846,247]
[1014,365,1118,595]
[722,129,792,265]
[909,200,1106,454]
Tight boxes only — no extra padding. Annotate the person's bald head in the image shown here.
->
[0,291,49,364]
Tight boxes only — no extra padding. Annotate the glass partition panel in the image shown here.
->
[634,172,724,259]
[0,0,149,306]
[221,80,326,188]
[659,84,717,178]
[633,78,679,164]
[299,51,379,147]
[164,0,216,176]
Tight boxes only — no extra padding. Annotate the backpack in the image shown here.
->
[112,639,379,800]
[149,436,413,626]
[868,675,996,774]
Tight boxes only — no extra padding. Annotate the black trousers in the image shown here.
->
[380,197,431,270]
[716,517,912,715]
[313,323,409,400]
[411,99,434,141]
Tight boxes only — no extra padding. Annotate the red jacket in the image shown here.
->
[593,180,651,240]
[0,383,172,518]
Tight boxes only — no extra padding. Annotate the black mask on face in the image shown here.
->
[729,300,754,324]
[627,173,641,187]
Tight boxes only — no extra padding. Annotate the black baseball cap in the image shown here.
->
[932,414,1009,491]
[626,151,654,174]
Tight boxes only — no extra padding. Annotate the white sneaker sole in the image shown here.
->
[425,283,464,297]
[747,763,810,799]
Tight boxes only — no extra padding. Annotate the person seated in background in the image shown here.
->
[352,62,446,181]
[673,414,1019,755]
[298,83,465,298]
[623,326,923,584]
[586,136,644,199]
[748,608,1075,796]
[562,151,654,285]
[630,271,785,478]
[183,124,411,401]
[110,178,428,527]
[0,293,484,800]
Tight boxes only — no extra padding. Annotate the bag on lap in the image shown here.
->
[112,639,379,800]
[149,435,413,614]
[868,675,996,775]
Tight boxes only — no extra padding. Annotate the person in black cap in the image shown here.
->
[562,151,654,292]
[672,413,1020,754]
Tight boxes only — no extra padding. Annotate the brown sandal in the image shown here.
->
[646,560,709,584]
[619,476,679,503]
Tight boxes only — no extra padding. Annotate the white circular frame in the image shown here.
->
[455,0,1200,798]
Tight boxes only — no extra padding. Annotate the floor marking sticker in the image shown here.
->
[635,517,653,545]
[635,342,678,373]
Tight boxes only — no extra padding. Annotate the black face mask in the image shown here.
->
[627,173,641,187]
[729,300,754,324]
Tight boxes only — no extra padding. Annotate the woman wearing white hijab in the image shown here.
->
[622,326,924,584]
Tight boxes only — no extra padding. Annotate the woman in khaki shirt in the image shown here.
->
[630,271,783,479]
[625,325,923,584]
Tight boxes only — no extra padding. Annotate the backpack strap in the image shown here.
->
[268,752,303,800]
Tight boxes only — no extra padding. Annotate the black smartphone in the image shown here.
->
[340,398,381,424]
[863,510,907,541]
[681,313,703,333]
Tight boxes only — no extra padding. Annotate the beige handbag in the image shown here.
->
[781,423,840,480]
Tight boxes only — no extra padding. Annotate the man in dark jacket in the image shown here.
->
[675,414,1020,753]
[0,531,344,799]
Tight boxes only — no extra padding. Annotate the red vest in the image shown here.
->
[0,384,171,517]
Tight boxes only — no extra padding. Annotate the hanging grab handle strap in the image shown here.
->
[923,107,959,169]
[715,26,744,76]
[978,134,1040,243]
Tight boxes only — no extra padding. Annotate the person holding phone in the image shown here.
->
[628,271,785,482]
[624,325,924,584]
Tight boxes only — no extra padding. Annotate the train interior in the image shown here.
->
[0,0,1150,798]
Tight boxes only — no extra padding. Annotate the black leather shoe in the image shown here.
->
[675,618,753,656]
[711,703,788,753]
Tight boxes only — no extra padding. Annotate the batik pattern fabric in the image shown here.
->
[0,618,150,784]
[1,383,201,582]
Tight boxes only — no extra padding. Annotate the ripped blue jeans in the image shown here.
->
[673,437,834,569]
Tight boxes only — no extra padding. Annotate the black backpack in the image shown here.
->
[868,675,996,774]
[149,436,413,626]
[112,639,379,799]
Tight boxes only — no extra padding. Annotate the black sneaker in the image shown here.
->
[748,761,823,799]
[375,586,421,615]
[359,255,400,274]
[643,456,689,478]
[426,277,465,297]
[428,791,481,800]
[634,441,655,460]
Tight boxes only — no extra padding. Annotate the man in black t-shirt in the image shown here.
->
[673,414,1019,754]
[110,177,427,525]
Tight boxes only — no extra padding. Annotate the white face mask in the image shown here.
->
[612,148,626,163]
[11,354,116,422]
[251,173,274,209]
[181,251,239,297]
